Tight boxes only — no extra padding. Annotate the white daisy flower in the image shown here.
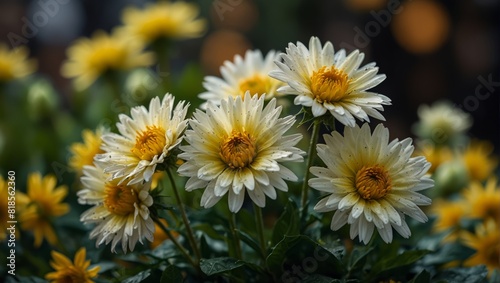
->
[198,49,284,109]
[413,100,472,144]
[269,36,390,127]
[78,162,155,253]
[178,93,305,213]
[95,93,189,185]
[309,123,433,244]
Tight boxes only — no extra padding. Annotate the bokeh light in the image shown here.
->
[391,0,451,54]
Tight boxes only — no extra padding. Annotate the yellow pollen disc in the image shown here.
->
[355,165,392,200]
[220,130,256,169]
[131,125,167,160]
[104,184,138,216]
[238,74,270,98]
[310,66,350,103]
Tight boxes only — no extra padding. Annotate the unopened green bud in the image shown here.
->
[27,79,58,120]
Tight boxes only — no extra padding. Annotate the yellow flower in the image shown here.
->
[431,199,467,241]
[78,163,154,253]
[61,30,154,90]
[414,142,453,174]
[269,36,390,127]
[309,123,433,244]
[0,175,10,241]
[462,140,498,182]
[95,94,189,185]
[69,127,107,175]
[199,50,284,108]
[17,173,69,247]
[121,1,206,44]
[413,101,471,145]
[462,177,500,222]
[45,247,100,283]
[178,93,305,212]
[461,219,500,276]
[0,43,37,82]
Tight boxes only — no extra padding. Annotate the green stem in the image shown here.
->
[153,39,172,93]
[153,217,198,270]
[166,169,202,262]
[253,204,267,257]
[301,119,321,213]
[228,212,243,260]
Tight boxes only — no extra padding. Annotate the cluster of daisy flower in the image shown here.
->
[67,35,434,258]
[1,1,498,282]
[411,101,499,275]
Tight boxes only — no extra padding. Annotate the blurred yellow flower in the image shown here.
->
[0,44,37,82]
[61,30,154,90]
[151,171,165,190]
[121,1,206,44]
[431,199,467,241]
[462,177,500,222]
[150,218,179,249]
[415,142,453,174]
[413,101,471,145]
[69,127,107,175]
[0,175,9,241]
[461,219,500,277]
[17,173,70,247]
[45,247,100,283]
[462,140,498,182]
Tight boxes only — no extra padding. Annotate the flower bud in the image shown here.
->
[27,79,58,121]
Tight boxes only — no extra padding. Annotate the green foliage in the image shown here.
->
[271,199,300,246]
[161,265,183,283]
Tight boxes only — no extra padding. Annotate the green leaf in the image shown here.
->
[92,261,117,273]
[160,265,183,283]
[368,249,430,279]
[436,265,488,282]
[421,242,476,266]
[200,257,244,276]
[271,198,300,246]
[238,229,266,259]
[266,235,345,279]
[192,223,226,241]
[409,269,431,283]
[347,246,374,273]
[122,270,151,283]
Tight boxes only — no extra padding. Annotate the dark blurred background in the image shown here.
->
[1,0,499,148]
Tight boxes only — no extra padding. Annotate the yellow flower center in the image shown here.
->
[104,184,138,216]
[310,66,350,103]
[220,130,256,169]
[131,126,166,160]
[238,74,270,98]
[355,165,392,200]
